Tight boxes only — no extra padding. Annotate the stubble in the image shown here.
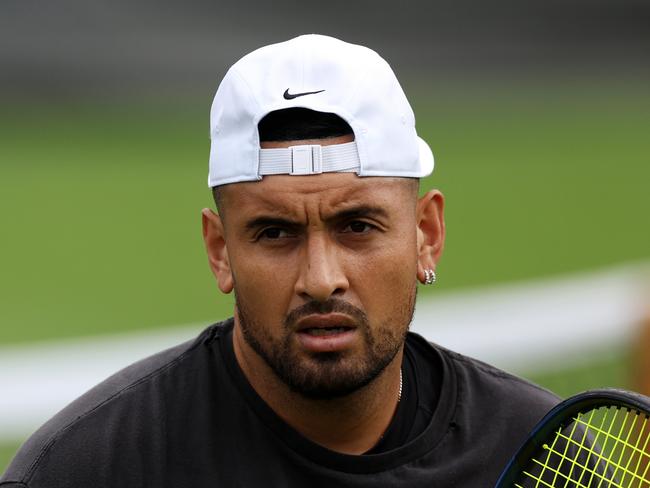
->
[235,289,416,399]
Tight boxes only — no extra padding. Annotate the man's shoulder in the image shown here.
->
[427,336,560,444]
[406,333,560,484]
[408,331,559,430]
[409,332,557,400]
[1,320,232,487]
[437,341,559,408]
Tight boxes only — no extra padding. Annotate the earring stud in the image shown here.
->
[424,269,436,285]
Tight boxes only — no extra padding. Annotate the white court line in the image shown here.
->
[412,262,649,370]
[1,262,649,441]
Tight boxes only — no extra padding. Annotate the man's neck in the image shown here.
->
[232,324,404,455]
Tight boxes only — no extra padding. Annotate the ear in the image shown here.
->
[202,208,234,294]
[415,190,445,284]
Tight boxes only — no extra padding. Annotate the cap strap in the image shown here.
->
[259,141,360,176]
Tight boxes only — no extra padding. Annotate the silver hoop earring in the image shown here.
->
[424,269,436,285]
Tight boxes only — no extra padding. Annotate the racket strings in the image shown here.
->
[516,406,650,488]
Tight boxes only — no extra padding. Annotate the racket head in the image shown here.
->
[495,388,650,488]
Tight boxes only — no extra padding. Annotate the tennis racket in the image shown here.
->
[495,388,650,487]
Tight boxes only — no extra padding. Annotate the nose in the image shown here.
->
[294,231,349,302]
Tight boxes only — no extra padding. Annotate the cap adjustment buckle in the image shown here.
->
[290,145,323,175]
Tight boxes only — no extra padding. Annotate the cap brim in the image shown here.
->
[417,137,435,177]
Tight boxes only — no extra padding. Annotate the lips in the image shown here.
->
[296,313,356,333]
[294,313,358,352]
[301,327,350,336]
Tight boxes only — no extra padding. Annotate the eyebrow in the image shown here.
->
[329,205,389,222]
[244,216,301,232]
[243,205,389,232]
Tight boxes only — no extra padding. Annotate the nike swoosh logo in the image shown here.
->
[283,88,325,100]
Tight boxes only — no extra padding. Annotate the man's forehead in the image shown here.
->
[219,173,416,217]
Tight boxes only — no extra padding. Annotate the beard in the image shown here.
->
[235,289,416,400]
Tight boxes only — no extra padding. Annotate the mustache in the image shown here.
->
[284,298,369,329]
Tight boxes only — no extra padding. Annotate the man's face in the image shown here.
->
[214,168,422,399]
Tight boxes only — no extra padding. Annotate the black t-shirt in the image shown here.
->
[1,319,559,487]
[365,337,439,454]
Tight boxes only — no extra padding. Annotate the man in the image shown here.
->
[1,34,558,487]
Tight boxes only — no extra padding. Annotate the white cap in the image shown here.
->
[208,34,434,187]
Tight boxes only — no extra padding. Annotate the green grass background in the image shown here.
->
[1,81,649,472]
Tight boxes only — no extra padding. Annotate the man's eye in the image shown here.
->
[259,228,289,239]
[344,221,373,233]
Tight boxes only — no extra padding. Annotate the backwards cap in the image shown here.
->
[208,34,434,187]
